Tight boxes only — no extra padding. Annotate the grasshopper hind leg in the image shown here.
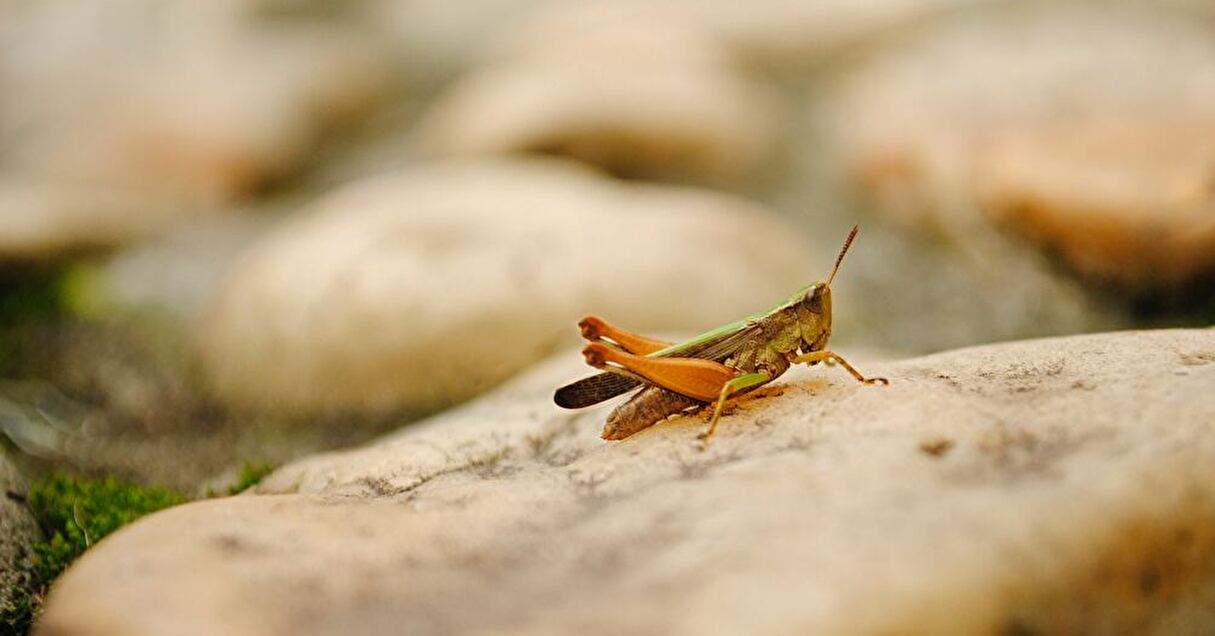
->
[578,316,672,355]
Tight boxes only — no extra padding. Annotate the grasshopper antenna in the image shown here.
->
[826,224,859,287]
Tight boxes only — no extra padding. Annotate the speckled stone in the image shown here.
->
[37,328,1215,636]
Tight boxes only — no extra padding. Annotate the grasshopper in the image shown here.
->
[554,225,887,445]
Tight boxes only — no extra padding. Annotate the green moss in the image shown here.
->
[227,462,275,496]
[1,583,37,636]
[0,474,187,635]
[2,464,276,634]
[27,475,186,583]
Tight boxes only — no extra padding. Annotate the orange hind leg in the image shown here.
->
[581,342,735,402]
[578,315,672,355]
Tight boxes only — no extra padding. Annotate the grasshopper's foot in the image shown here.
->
[819,353,889,386]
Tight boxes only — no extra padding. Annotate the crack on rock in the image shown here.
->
[359,461,483,500]
[526,416,589,468]
[357,476,408,497]
[978,358,1067,381]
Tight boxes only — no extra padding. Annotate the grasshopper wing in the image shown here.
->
[554,372,642,408]
[553,320,763,408]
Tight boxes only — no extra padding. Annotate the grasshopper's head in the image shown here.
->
[796,224,857,353]
[796,282,831,352]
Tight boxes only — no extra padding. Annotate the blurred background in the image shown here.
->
[1,0,1213,529]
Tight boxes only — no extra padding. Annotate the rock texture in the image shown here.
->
[831,3,1215,287]
[0,180,175,260]
[420,6,779,184]
[199,159,814,416]
[1,453,39,628]
[37,328,1215,636]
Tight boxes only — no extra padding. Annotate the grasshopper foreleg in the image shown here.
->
[792,351,888,385]
[578,316,673,355]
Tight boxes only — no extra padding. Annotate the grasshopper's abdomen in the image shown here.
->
[602,386,701,440]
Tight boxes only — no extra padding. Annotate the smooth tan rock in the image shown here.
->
[38,329,1215,636]
[360,0,552,82]
[198,160,815,416]
[971,116,1215,286]
[0,0,385,259]
[0,180,186,260]
[365,0,970,83]
[830,3,1215,287]
[420,7,779,184]
[554,0,966,68]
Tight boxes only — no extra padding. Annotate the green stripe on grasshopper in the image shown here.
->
[647,285,810,359]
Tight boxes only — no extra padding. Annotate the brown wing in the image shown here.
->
[554,372,642,409]
[552,322,763,409]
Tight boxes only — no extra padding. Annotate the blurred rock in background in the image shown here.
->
[199,159,814,417]
[419,4,781,185]
[828,2,1215,290]
[0,0,388,261]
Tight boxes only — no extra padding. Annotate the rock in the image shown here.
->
[419,7,780,184]
[198,159,815,416]
[359,0,553,83]
[36,328,1215,636]
[365,0,971,85]
[0,0,386,259]
[829,3,1215,287]
[101,212,281,325]
[971,116,1215,287]
[581,0,966,69]
[1,454,39,630]
[0,179,185,261]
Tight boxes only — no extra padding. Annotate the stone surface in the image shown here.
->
[0,0,386,259]
[360,0,552,83]
[1,453,40,627]
[593,0,967,68]
[829,3,1215,287]
[419,7,779,184]
[198,159,815,416]
[101,212,280,325]
[0,179,183,261]
[970,116,1215,287]
[37,328,1215,636]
